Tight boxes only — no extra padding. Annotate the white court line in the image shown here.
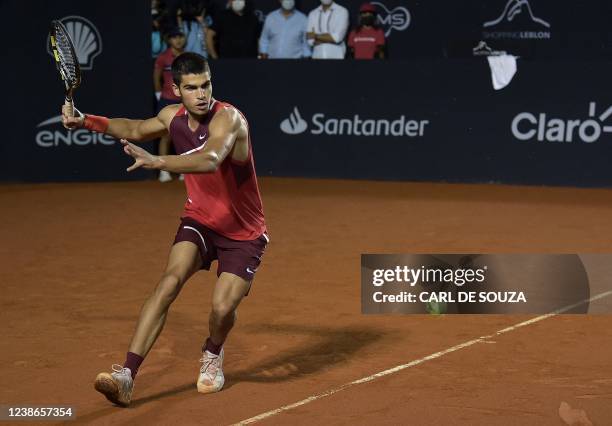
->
[233,290,612,425]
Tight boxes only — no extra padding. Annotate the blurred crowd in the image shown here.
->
[152,0,387,61]
[152,0,385,182]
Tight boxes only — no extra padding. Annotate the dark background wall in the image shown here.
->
[0,0,610,186]
[0,0,153,182]
[212,58,612,187]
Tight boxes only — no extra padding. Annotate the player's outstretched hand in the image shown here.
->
[61,104,84,129]
[120,139,161,172]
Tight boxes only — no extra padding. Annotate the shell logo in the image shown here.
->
[47,16,103,70]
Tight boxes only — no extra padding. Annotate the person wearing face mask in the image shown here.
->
[306,0,349,59]
[348,3,386,59]
[259,0,310,59]
[206,0,262,58]
[176,0,212,59]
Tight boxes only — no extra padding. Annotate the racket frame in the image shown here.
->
[49,20,81,118]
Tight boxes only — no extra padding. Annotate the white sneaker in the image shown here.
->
[179,174,185,181]
[158,170,172,183]
[197,349,224,394]
[94,364,134,407]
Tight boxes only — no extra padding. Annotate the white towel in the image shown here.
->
[487,55,518,90]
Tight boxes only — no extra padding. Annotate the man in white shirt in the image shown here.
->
[306,0,349,59]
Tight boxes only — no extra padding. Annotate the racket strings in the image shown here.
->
[54,28,79,84]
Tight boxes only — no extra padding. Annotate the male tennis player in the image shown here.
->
[61,53,268,407]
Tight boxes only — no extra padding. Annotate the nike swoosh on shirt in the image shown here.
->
[246,267,258,274]
[198,134,207,140]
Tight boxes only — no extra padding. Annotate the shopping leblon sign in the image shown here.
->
[482,0,551,40]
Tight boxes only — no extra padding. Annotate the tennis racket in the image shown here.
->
[49,20,81,118]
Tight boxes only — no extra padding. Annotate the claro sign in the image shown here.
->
[512,102,612,143]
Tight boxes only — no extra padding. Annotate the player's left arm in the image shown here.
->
[121,107,241,174]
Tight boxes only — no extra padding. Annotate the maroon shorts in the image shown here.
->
[173,217,268,283]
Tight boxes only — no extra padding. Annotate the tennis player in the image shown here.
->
[62,53,268,406]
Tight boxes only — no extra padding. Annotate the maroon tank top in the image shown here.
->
[169,99,266,240]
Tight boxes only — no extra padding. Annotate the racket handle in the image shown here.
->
[64,96,75,117]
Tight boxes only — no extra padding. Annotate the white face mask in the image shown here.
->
[320,0,332,5]
[281,0,294,10]
[231,0,245,12]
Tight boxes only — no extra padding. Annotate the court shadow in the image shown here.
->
[223,323,383,390]
[131,382,195,407]
[76,323,383,420]
[75,383,197,423]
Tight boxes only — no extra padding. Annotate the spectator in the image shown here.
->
[153,28,185,182]
[348,3,386,59]
[153,0,179,35]
[206,0,262,58]
[152,10,168,58]
[152,0,173,57]
[177,0,211,58]
[163,0,182,23]
[306,0,349,59]
[152,0,163,16]
[259,0,310,59]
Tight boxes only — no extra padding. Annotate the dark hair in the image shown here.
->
[171,52,211,85]
[179,0,208,20]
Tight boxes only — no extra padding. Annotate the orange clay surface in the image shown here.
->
[1,178,611,425]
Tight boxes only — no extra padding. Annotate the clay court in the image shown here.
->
[1,178,611,425]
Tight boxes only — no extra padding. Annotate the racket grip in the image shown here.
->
[64,96,75,117]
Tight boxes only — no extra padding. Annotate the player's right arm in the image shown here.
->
[61,105,178,142]
[104,113,168,142]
